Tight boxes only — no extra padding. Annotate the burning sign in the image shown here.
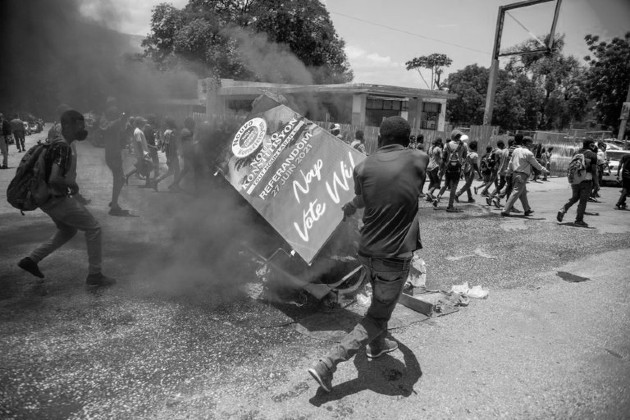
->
[220,104,365,264]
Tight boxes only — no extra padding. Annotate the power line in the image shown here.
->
[329,10,491,55]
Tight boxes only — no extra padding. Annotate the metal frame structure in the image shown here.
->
[483,0,563,125]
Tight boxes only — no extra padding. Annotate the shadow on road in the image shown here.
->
[309,341,422,404]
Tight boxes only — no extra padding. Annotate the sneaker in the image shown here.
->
[500,211,510,217]
[467,198,476,203]
[556,211,565,222]
[86,273,116,288]
[524,209,534,216]
[308,361,333,393]
[454,195,460,203]
[18,257,45,278]
[588,197,599,203]
[492,198,501,209]
[109,207,131,216]
[432,197,440,208]
[574,220,589,227]
[425,194,434,202]
[367,338,399,359]
[485,197,492,206]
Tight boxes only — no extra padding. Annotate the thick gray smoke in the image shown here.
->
[0,0,196,119]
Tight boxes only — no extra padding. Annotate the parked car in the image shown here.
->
[602,150,630,186]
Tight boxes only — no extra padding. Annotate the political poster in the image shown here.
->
[219,104,366,264]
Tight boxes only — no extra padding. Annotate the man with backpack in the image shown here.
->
[433,130,467,212]
[479,140,504,197]
[557,138,599,227]
[16,110,116,288]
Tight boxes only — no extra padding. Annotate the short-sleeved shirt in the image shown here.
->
[427,145,442,170]
[45,139,73,197]
[353,144,426,258]
[464,151,479,174]
[619,154,630,179]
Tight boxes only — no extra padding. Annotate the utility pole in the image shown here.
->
[617,83,630,147]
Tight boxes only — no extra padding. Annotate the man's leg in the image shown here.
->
[575,180,592,223]
[45,197,103,275]
[503,173,525,214]
[321,257,410,369]
[557,183,581,221]
[448,175,460,208]
[0,136,8,168]
[29,215,78,266]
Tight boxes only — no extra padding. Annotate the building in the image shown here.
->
[200,78,457,131]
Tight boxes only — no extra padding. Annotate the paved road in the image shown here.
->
[0,129,629,419]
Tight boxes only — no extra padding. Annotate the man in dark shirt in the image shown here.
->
[557,138,599,227]
[615,153,630,210]
[101,106,130,216]
[0,113,11,168]
[18,110,116,289]
[308,116,428,393]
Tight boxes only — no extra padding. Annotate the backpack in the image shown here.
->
[6,142,51,213]
[567,153,587,185]
[444,143,463,174]
[480,154,491,174]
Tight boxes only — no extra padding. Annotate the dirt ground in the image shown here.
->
[1,128,629,419]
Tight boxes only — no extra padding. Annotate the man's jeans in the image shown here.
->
[560,180,592,222]
[323,255,411,370]
[31,196,102,275]
[503,172,531,213]
[457,170,475,200]
[0,135,8,167]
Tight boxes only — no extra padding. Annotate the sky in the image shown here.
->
[86,0,630,89]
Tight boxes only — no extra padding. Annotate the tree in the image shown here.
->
[583,32,630,133]
[142,0,353,84]
[445,64,542,130]
[504,34,588,130]
[405,53,452,90]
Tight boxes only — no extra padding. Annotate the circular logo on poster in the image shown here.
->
[232,117,267,158]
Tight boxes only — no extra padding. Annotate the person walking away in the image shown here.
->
[544,147,553,178]
[10,116,26,152]
[350,130,367,154]
[491,136,521,211]
[480,141,504,197]
[0,113,11,168]
[144,116,160,187]
[591,142,607,201]
[155,117,180,190]
[171,117,195,191]
[456,140,482,203]
[476,145,494,194]
[615,152,630,210]
[308,116,428,393]
[101,106,130,216]
[17,110,116,288]
[125,117,153,186]
[426,137,443,201]
[531,143,543,182]
[501,136,549,216]
[540,147,549,181]
[416,134,427,197]
[433,130,467,212]
[556,138,599,227]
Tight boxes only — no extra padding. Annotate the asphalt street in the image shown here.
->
[0,127,629,419]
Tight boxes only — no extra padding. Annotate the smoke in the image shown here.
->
[0,0,196,119]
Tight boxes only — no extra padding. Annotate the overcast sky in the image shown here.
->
[87,0,630,88]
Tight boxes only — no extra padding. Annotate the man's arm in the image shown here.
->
[48,162,78,195]
[526,151,547,173]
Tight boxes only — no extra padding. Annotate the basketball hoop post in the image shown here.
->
[483,0,562,126]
